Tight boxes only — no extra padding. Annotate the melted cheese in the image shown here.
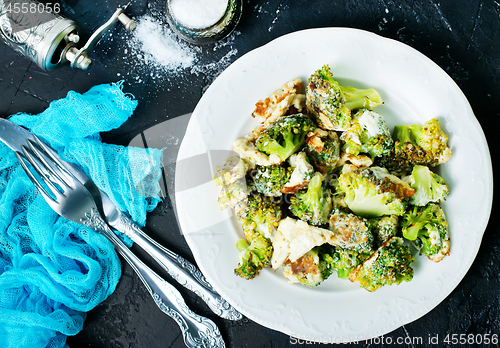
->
[357,110,381,137]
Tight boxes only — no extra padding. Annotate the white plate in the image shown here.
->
[174,28,493,342]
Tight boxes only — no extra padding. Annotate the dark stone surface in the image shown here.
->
[1,0,499,347]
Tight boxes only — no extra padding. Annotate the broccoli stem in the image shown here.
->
[341,86,383,111]
[236,239,250,253]
[403,206,433,240]
[411,165,433,204]
[304,173,322,206]
[393,125,413,143]
[410,124,424,145]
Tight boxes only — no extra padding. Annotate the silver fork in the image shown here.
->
[15,135,225,348]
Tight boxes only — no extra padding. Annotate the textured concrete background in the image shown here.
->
[0,0,499,347]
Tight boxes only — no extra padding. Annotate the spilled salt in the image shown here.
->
[132,16,195,69]
[110,14,239,92]
[170,0,228,29]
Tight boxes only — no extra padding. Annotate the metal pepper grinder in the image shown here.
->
[0,0,136,71]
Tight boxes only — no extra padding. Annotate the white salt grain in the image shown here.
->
[133,16,195,69]
[170,0,228,29]
[116,14,239,92]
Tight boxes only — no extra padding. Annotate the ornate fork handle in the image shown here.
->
[81,209,226,348]
[113,214,242,321]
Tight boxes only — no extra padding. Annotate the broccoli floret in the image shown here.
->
[250,164,292,197]
[403,165,450,206]
[332,191,349,210]
[412,118,452,164]
[256,113,314,162]
[401,203,450,262]
[282,245,335,287]
[305,128,340,174]
[234,230,273,279]
[349,236,415,292]
[329,208,374,254]
[289,172,333,226]
[368,215,399,249]
[331,247,371,279]
[217,177,249,210]
[306,65,383,131]
[336,166,416,217]
[233,137,281,168]
[341,109,393,158]
[236,192,282,236]
[376,118,452,175]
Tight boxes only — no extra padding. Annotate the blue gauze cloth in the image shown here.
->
[0,82,164,348]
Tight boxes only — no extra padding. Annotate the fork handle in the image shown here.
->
[112,214,242,321]
[81,209,226,348]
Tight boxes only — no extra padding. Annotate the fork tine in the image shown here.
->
[15,152,59,204]
[32,135,76,182]
[20,146,67,203]
[26,139,74,190]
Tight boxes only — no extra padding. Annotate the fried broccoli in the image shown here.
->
[289,172,333,226]
[256,113,314,162]
[282,245,335,287]
[252,78,306,128]
[216,177,249,210]
[349,236,415,292]
[213,155,249,187]
[403,165,450,206]
[341,109,393,158]
[306,65,383,131]
[271,217,378,271]
[233,137,282,168]
[329,208,374,254]
[234,230,273,279]
[331,247,371,279]
[250,164,292,197]
[235,191,282,236]
[335,152,374,174]
[282,151,314,194]
[368,215,399,249]
[305,128,341,174]
[376,118,452,175]
[401,203,450,262]
[332,191,349,210]
[336,166,415,217]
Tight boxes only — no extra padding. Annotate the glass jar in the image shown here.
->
[165,0,242,45]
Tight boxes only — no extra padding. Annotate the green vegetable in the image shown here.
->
[305,129,340,174]
[368,215,399,249]
[403,165,449,206]
[234,230,273,280]
[216,177,249,210]
[289,172,332,226]
[256,113,314,162]
[251,164,292,197]
[306,65,383,131]
[331,247,371,279]
[376,118,452,175]
[401,203,450,262]
[341,109,393,158]
[282,245,335,287]
[349,236,415,292]
[236,192,282,235]
[336,166,415,217]
[329,208,374,254]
